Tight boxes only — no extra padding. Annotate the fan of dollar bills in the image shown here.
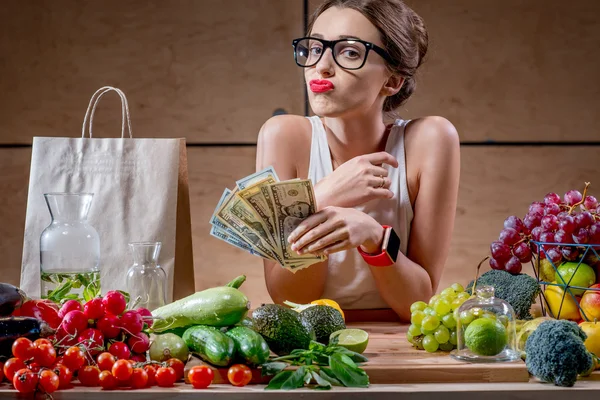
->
[209,166,326,273]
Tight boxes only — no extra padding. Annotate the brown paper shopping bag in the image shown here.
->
[20,86,195,303]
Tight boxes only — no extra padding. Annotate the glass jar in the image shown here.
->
[40,193,101,301]
[450,285,520,363]
[126,242,166,311]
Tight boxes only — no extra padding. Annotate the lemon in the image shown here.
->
[330,328,369,354]
[464,317,507,356]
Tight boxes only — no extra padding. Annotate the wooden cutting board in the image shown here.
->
[185,322,530,384]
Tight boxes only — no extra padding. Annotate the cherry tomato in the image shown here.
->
[166,358,185,381]
[11,337,33,360]
[33,338,53,347]
[111,359,133,382]
[4,357,26,381]
[227,364,252,387]
[78,365,101,387]
[109,341,131,360]
[130,368,149,389]
[83,298,105,321]
[33,343,57,367]
[144,364,158,386]
[39,369,60,394]
[28,362,41,373]
[63,346,86,371]
[188,365,214,389]
[96,352,117,371]
[102,291,127,316]
[155,366,176,387]
[12,368,38,394]
[53,364,73,389]
[99,371,118,390]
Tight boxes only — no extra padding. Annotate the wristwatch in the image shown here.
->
[357,225,401,267]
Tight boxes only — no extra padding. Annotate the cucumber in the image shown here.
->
[183,325,235,367]
[225,326,270,366]
[151,286,250,332]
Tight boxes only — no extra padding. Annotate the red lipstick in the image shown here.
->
[309,79,334,93]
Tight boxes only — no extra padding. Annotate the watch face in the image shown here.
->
[383,227,401,263]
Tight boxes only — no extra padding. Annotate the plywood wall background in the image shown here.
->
[1,0,600,310]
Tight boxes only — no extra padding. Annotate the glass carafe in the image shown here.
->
[126,242,166,311]
[40,193,101,300]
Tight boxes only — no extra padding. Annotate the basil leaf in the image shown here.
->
[329,353,369,387]
[309,341,327,352]
[314,354,330,366]
[281,366,307,390]
[63,294,79,300]
[47,281,73,302]
[304,370,313,385]
[265,371,293,390]
[311,371,332,389]
[331,346,369,363]
[40,274,53,283]
[77,273,90,288]
[261,362,288,377]
[83,285,94,302]
[319,368,342,386]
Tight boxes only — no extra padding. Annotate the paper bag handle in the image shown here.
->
[82,86,133,139]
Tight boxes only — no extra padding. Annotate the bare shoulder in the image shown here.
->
[257,114,312,146]
[256,114,313,179]
[404,116,460,153]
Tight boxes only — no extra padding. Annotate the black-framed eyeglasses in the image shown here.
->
[292,37,393,70]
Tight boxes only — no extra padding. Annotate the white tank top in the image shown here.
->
[307,116,414,309]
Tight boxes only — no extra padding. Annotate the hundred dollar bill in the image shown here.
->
[268,179,325,264]
[238,177,279,249]
[210,225,261,257]
[216,190,282,263]
[236,166,279,190]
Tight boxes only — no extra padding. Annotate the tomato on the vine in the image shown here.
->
[33,338,52,347]
[3,357,26,381]
[13,368,39,393]
[63,346,85,371]
[99,371,118,390]
[39,369,60,394]
[188,365,214,389]
[33,343,57,367]
[78,365,101,387]
[130,368,149,389]
[144,364,158,386]
[227,364,252,387]
[111,359,133,382]
[166,358,185,381]
[53,364,73,389]
[155,366,176,387]
[11,337,33,360]
[97,352,116,371]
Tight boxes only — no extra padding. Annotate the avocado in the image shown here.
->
[251,304,315,355]
[300,305,346,344]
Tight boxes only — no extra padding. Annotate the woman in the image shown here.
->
[255,0,460,321]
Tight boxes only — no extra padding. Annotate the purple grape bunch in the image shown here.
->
[489,183,600,274]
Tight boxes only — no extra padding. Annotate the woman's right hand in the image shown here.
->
[315,151,399,209]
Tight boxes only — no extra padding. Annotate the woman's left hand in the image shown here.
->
[288,206,384,256]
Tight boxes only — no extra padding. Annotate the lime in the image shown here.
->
[330,328,369,354]
[464,317,507,356]
[556,262,595,295]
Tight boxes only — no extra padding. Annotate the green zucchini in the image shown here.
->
[151,286,250,332]
[225,326,270,366]
[183,325,235,367]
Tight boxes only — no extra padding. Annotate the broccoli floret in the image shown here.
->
[466,270,541,320]
[525,320,593,387]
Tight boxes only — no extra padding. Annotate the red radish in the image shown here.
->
[120,311,143,334]
[130,353,147,363]
[83,298,105,321]
[58,300,82,320]
[108,342,131,360]
[97,315,121,339]
[77,328,105,356]
[102,291,127,315]
[61,310,88,336]
[127,333,150,354]
[136,308,152,328]
[55,326,78,347]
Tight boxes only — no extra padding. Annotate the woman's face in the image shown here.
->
[306,7,392,118]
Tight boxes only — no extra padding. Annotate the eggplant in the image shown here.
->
[0,317,53,359]
[0,283,27,316]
